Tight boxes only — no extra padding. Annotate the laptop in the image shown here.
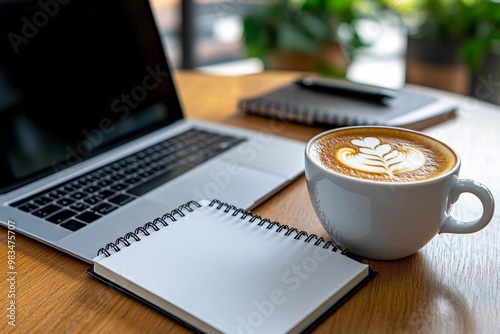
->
[0,0,305,262]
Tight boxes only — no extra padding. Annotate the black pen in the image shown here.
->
[295,76,396,105]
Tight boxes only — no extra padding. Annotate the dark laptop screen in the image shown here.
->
[0,0,184,194]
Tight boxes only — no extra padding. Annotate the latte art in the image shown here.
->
[309,127,457,182]
[335,137,426,178]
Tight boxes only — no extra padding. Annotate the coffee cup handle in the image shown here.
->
[440,177,495,234]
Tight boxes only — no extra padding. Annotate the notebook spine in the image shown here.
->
[208,199,351,255]
[238,98,359,127]
[97,200,202,257]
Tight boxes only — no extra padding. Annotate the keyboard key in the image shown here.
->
[123,167,140,175]
[18,203,39,212]
[110,174,123,181]
[108,194,135,206]
[110,183,128,191]
[138,170,155,179]
[97,179,114,187]
[32,204,62,218]
[73,178,91,187]
[75,211,101,223]
[127,162,196,196]
[70,192,87,200]
[98,190,115,199]
[57,198,75,206]
[54,188,70,196]
[46,209,77,224]
[33,196,53,206]
[60,219,86,231]
[84,195,104,205]
[84,185,101,193]
[70,202,89,212]
[124,177,141,185]
[62,184,77,192]
[48,190,65,199]
[93,203,118,215]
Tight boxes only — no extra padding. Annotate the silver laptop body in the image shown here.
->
[0,0,304,262]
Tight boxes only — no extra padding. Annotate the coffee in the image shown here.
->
[305,126,494,259]
[309,127,457,182]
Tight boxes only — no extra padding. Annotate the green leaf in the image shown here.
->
[300,12,331,40]
[276,21,322,53]
[302,0,323,11]
[461,37,486,70]
[325,0,353,14]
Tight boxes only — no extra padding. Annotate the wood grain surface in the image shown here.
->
[1,70,498,334]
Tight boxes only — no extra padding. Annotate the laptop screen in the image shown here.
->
[0,0,184,194]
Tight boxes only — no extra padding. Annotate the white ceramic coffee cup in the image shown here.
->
[305,126,495,260]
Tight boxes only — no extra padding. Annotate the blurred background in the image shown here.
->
[150,0,500,105]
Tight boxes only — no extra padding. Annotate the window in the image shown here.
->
[151,0,254,70]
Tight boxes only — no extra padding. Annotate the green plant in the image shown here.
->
[381,0,500,70]
[242,0,380,76]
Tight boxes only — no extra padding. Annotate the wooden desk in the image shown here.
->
[1,71,499,333]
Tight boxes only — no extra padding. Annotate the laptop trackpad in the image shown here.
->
[145,159,286,210]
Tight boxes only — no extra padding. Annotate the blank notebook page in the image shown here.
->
[92,200,370,334]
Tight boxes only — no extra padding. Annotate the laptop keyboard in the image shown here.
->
[10,128,245,232]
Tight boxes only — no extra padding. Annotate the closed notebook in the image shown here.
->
[87,199,375,334]
[238,76,458,130]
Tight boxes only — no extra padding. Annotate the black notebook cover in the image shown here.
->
[238,79,458,130]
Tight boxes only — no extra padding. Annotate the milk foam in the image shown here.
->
[335,137,426,178]
[310,128,457,182]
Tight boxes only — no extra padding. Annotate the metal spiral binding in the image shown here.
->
[208,199,350,255]
[97,199,350,257]
[242,97,353,127]
[97,200,201,257]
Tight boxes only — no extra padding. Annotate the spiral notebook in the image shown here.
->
[238,77,458,130]
[87,199,374,334]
